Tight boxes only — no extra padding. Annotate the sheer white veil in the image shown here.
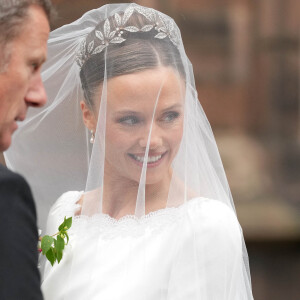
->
[5,3,253,299]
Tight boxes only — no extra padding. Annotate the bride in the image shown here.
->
[5,3,254,300]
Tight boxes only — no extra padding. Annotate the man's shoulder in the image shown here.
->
[0,163,29,188]
[0,164,36,222]
[0,164,34,210]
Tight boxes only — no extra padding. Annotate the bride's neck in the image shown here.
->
[102,173,170,219]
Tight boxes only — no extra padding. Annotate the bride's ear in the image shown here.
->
[80,100,97,131]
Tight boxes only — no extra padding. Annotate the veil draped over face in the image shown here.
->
[5,3,253,299]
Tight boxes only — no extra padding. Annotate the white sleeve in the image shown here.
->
[45,191,82,236]
[167,199,253,300]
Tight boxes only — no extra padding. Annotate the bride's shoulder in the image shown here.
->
[46,191,83,235]
[53,190,83,207]
[187,197,236,217]
[186,197,241,239]
[48,191,83,218]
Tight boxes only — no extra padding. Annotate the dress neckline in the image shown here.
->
[57,191,209,238]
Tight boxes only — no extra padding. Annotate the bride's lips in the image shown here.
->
[127,151,167,168]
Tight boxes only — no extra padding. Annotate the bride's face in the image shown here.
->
[82,67,185,185]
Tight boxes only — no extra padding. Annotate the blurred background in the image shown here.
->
[3,0,300,299]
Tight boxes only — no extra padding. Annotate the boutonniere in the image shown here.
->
[38,217,72,266]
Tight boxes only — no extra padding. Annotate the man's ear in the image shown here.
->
[80,100,96,131]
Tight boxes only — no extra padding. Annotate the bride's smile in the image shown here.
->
[127,151,167,166]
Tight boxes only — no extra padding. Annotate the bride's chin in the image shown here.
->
[125,173,166,186]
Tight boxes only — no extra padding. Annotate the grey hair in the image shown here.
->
[0,0,54,71]
[79,12,185,109]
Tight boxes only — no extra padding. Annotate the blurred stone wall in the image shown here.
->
[50,0,299,132]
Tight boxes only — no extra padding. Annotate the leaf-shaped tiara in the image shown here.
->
[76,4,181,68]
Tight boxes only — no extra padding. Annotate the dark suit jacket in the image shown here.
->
[0,164,43,300]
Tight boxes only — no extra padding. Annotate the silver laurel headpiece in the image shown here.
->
[76,4,181,68]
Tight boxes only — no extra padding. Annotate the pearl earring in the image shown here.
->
[90,130,95,144]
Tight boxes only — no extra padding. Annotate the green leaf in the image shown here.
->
[57,249,63,263]
[46,248,56,266]
[41,235,54,255]
[65,233,69,244]
[40,216,73,266]
[64,217,72,229]
[56,235,65,252]
[58,217,67,231]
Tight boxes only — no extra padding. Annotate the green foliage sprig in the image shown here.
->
[38,217,72,266]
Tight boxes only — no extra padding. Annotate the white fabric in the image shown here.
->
[42,191,245,300]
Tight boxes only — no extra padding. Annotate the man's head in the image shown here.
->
[0,0,53,151]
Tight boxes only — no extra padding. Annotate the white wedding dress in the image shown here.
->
[42,192,246,300]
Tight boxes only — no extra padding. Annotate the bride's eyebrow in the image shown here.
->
[113,110,141,116]
[113,104,183,116]
[161,104,183,112]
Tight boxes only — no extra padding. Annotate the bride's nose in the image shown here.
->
[138,125,163,149]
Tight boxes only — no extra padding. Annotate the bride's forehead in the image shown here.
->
[106,67,184,97]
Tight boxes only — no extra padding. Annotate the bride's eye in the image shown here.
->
[161,111,180,123]
[118,115,140,126]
